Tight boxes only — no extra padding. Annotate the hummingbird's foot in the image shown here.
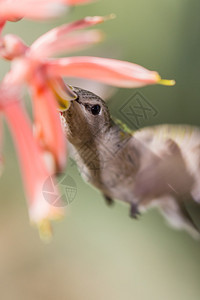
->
[103,194,114,206]
[130,204,140,219]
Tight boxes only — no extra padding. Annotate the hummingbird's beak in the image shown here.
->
[71,87,80,104]
[74,96,80,104]
[73,91,83,106]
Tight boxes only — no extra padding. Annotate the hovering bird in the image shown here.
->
[61,87,200,238]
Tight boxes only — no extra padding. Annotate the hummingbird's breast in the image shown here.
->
[68,130,140,201]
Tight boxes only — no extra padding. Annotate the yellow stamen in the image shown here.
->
[155,73,176,86]
[37,219,53,242]
[158,79,176,86]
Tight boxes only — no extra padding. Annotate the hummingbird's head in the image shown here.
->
[61,87,112,145]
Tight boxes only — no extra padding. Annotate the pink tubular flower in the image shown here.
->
[0,1,64,24]
[30,72,69,173]
[0,84,65,240]
[0,116,3,175]
[46,56,175,88]
[0,0,94,33]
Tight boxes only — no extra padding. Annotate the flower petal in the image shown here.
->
[38,0,95,5]
[2,97,65,239]
[0,20,5,34]
[46,56,175,88]
[30,72,67,173]
[0,115,3,176]
[30,15,112,56]
[30,29,103,58]
[0,0,95,23]
[0,34,28,60]
[0,0,67,21]
[60,0,94,4]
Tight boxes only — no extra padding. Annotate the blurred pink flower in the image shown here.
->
[0,83,64,240]
[0,18,105,239]
[0,17,108,174]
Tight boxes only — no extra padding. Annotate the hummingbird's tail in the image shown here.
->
[159,194,200,239]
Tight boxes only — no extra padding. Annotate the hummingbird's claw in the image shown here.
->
[130,204,140,219]
[103,194,114,206]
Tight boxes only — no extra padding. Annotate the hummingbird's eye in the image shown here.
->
[91,104,101,115]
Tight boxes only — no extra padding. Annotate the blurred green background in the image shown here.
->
[0,0,200,299]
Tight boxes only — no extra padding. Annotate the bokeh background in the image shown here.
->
[0,0,200,299]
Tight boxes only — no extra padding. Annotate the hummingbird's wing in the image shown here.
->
[133,125,200,201]
[156,194,200,239]
[132,125,200,237]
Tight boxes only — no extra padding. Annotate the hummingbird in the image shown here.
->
[61,86,200,238]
